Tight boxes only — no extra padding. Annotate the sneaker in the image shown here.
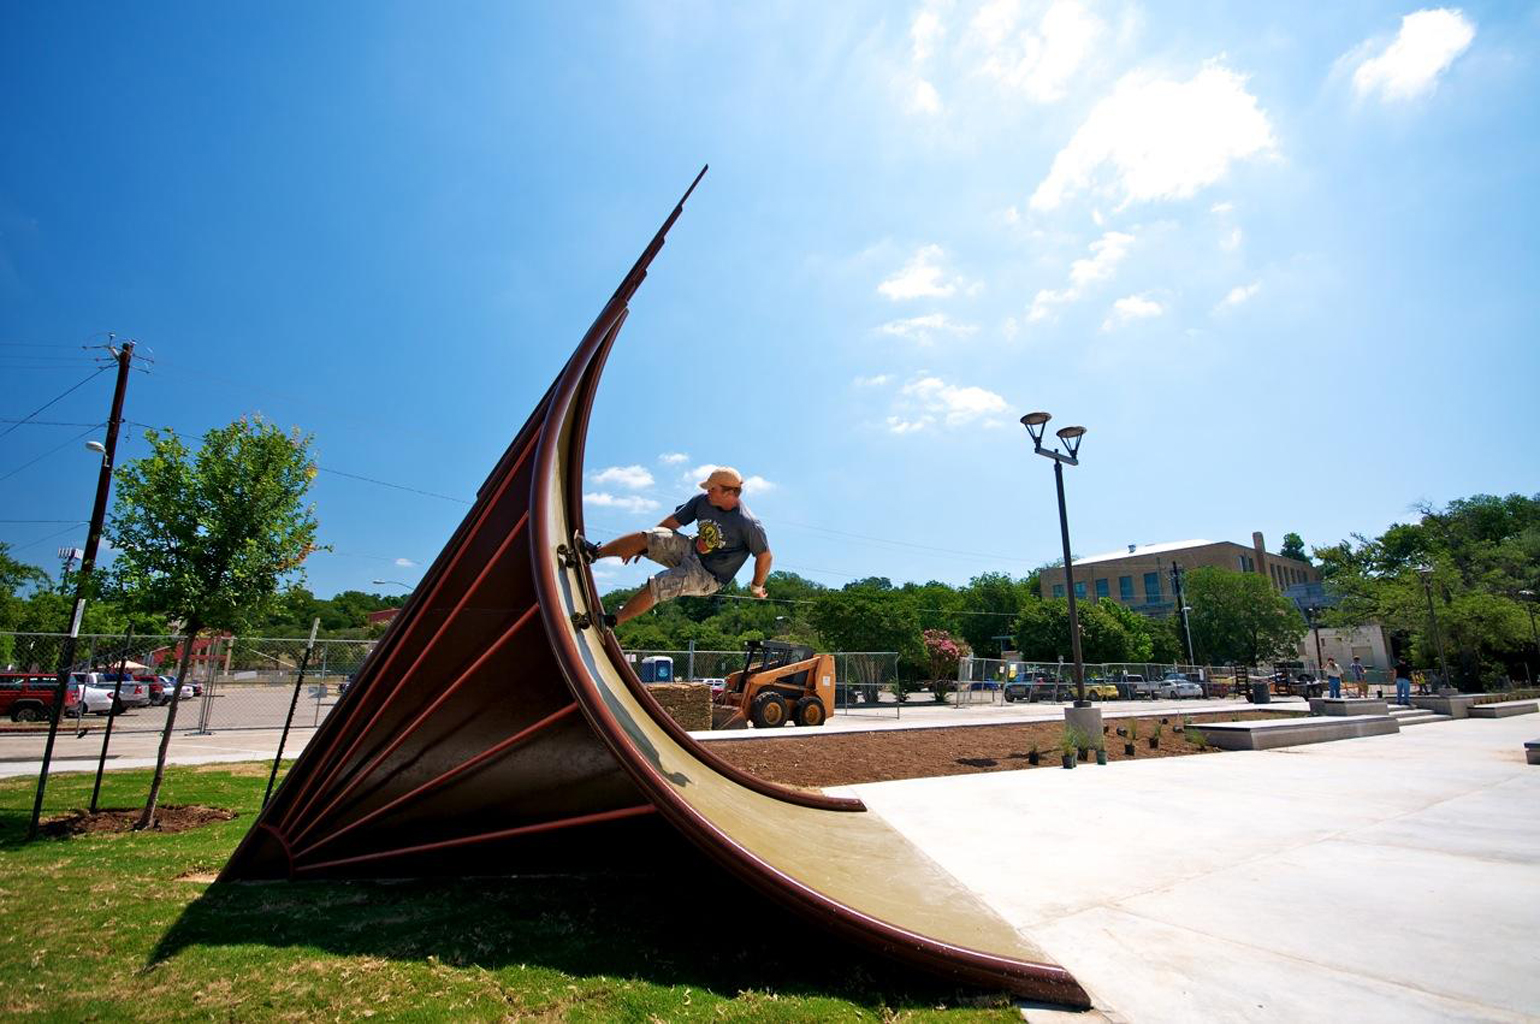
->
[573,534,602,563]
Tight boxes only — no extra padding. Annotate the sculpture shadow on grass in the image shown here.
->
[150,846,1013,1012]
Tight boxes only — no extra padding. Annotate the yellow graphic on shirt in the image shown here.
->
[695,519,724,556]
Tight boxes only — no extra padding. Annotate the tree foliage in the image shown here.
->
[1280,532,1310,564]
[106,418,322,827]
[1314,492,1539,687]
[1183,567,1306,666]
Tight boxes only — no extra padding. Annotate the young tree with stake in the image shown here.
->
[107,418,321,829]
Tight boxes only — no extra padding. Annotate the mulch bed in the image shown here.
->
[709,711,1294,788]
[39,805,237,838]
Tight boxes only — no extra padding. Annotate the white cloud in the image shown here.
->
[877,244,964,300]
[1210,201,1234,214]
[1220,227,1243,251]
[911,8,945,63]
[1002,316,1020,340]
[853,374,892,387]
[1102,293,1164,330]
[394,557,417,568]
[1031,62,1276,211]
[1351,8,1475,102]
[684,465,776,497]
[877,313,979,344]
[909,78,944,115]
[584,492,661,514]
[657,452,689,465]
[970,0,1103,103]
[893,376,1010,431]
[1028,230,1135,321]
[1215,281,1261,311]
[1002,205,1021,225]
[589,464,655,489]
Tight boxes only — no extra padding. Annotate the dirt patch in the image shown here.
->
[39,804,237,838]
[709,711,1295,787]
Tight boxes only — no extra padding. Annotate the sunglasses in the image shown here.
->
[713,484,742,496]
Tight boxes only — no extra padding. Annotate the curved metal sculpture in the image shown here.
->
[220,169,1089,1009]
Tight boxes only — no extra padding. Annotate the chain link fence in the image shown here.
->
[1,631,372,734]
[619,649,903,716]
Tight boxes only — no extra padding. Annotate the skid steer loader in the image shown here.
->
[710,640,835,730]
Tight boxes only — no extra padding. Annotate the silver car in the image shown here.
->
[1156,676,1204,699]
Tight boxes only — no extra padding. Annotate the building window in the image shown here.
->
[1094,578,1109,599]
[1119,575,1134,601]
[1143,572,1160,602]
[1074,581,1086,599]
[1053,584,1065,598]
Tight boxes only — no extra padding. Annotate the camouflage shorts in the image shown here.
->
[645,528,722,603]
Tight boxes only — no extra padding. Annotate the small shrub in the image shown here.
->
[887,679,914,704]
[1187,727,1208,749]
[930,679,957,704]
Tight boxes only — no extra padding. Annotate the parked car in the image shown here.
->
[135,675,166,704]
[92,672,152,710]
[69,673,126,714]
[1082,678,1120,700]
[1156,676,1204,699]
[0,672,76,722]
[1004,676,1070,702]
[69,681,116,715]
[1107,672,1150,699]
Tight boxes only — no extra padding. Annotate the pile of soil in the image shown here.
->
[710,711,1291,788]
[39,804,236,838]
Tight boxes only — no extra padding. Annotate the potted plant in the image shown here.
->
[1149,723,1163,750]
[1060,725,1083,769]
[1124,719,1137,756]
[1095,735,1108,765]
[1187,727,1208,750]
[1027,746,1040,766]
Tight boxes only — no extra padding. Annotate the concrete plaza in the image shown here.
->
[838,714,1540,1022]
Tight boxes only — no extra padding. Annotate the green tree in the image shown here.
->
[0,544,49,665]
[108,419,322,828]
[1280,532,1310,564]
[1013,596,1157,664]
[809,589,922,669]
[1183,567,1306,666]
[957,571,1036,656]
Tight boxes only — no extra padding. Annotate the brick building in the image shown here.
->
[1037,531,1320,618]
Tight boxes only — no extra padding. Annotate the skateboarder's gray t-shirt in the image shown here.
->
[673,494,769,585]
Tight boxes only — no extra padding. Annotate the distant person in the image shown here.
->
[579,467,771,626]
[1349,656,1368,698]
[1325,656,1343,699]
[1394,657,1413,706]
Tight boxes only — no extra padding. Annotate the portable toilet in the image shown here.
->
[639,656,674,683]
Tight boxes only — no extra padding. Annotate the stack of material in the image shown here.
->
[646,682,711,731]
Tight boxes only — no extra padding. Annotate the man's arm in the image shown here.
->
[657,515,681,530]
[749,550,773,599]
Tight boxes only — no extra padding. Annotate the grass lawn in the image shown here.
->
[0,765,1018,1022]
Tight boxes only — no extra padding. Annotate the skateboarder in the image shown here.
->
[579,467,772,626]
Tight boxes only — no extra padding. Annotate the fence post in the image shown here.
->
[266,618,320,807]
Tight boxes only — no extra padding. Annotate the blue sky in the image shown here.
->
[2,2,1537,600]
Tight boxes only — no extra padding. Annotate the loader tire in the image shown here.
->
[794,696,825,727]
[750,691,789,729]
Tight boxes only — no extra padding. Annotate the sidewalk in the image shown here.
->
[0,726,319,778]
[838,716,1540,1021]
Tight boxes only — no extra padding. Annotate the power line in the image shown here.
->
[315,467,472,505]
[0,368,108,442]
[776,518,1038,566]
[8,523,86,552]
[0,519,89,524]
[0,424,103,484]
[0,419,104,427]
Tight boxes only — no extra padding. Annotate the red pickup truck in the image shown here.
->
[0,672,81,722]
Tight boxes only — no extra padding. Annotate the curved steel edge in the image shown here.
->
[526,274,1091,1009]
[562,334,864,814]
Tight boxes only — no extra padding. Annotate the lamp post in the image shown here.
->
[1304,604,1327,688]
[1416,564,1451,692]
[371,579,414,590]
[1021,412,1089,708]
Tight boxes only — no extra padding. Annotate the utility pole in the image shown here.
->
[29,339,135,839]
[1170,562,1195,665]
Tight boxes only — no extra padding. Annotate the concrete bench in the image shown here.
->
[1309,697,1388,717]
[1469,700,1538,719]
[1527,740,1539,766]
[1411,695,1478,719]
[1194,714,1399,751]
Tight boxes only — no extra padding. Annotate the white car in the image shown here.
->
[1156,677,1204,699]
[90,673,153,709]
[68,681,116,715]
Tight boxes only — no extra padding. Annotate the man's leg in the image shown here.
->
[595,532,648,561]
[614,585,657,625]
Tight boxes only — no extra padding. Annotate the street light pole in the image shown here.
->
[1417,566,1451,692]
[1021,412,1088,708]
[28,339,135,839]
